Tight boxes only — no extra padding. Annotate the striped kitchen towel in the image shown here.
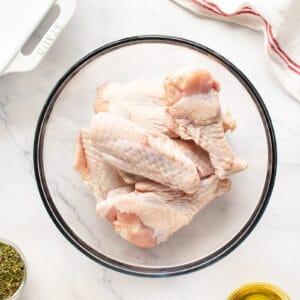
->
[173,0,300,101]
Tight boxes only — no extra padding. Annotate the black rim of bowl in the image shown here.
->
[33,35,277,277]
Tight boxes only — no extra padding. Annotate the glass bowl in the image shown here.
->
[34,36,277,277]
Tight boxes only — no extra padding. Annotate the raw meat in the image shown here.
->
[164,69,247,177]
[172,139,214,178]
[88,113,200,194]
[117,170,144,184]
[223,111,237,132]
[96,175,230,248]
[74,130,125,201]
[94,79,236,137]
[74,69,247,248]
[94,80,175,137]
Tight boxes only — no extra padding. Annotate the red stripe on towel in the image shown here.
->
[191,0,300,75]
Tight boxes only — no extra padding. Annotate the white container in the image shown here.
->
[0,0,76,76]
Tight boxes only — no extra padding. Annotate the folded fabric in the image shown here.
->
[173,0,300,101]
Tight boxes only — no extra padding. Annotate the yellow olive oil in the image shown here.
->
[227,283,290,300]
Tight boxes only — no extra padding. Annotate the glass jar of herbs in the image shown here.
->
[0,240,26,300]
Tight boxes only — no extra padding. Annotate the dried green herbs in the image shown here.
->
[0,242,25,300]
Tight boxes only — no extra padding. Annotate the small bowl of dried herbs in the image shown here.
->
[0,240,26,300]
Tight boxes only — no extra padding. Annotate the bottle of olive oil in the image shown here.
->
[227,282,290,300]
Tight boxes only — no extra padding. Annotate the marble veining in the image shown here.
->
[52,182,102,247]
[0,0,299,299]
[101,269,124,300]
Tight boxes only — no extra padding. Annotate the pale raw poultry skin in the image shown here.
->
[96,175,230,248]
[74,69,247,248]
[94,80,176,137]
[164,69,247,178]
[94,79,234,136]
[93,74,244,178]
[74,130,125,201]
[88,113,200,194]
[172,139,215,178]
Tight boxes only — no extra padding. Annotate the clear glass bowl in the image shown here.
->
[34,36,277,277]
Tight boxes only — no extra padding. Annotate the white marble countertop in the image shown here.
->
[0,0,299,299]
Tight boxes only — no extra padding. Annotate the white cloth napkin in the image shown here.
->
[173,0,300,101]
